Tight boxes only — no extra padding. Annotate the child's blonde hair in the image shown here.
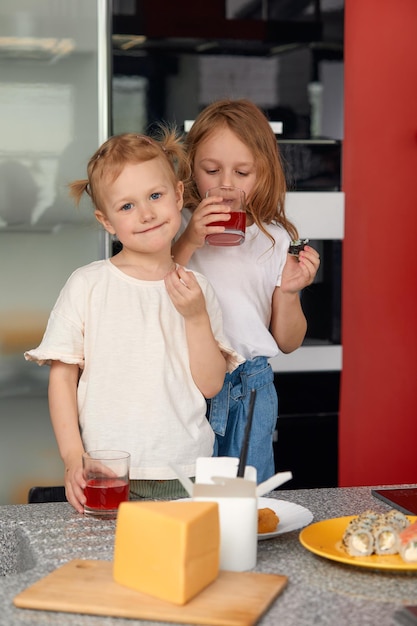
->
[69,128,190,213]
[180,98,298,243]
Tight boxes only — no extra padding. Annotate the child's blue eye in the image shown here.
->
[121,203,133,211]
[150,192,162,200]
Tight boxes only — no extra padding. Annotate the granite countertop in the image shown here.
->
[1,485,416,626]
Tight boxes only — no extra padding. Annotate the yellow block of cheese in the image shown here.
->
[113,500,220,605]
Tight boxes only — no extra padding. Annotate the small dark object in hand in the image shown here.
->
[288,238,309,256]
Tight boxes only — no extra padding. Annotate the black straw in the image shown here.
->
[237,389,257,478]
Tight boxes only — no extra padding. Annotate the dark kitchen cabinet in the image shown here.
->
[273,371,339,489]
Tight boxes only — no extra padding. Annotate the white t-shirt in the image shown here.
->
[178,209,290,360]
[25,259,243,480]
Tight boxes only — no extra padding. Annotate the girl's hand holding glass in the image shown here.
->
[183,195,232,249]
[204,186,246,246]
[64,457,86,515]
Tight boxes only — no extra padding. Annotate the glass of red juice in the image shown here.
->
[205,186,246,246]
[82,450,130,519]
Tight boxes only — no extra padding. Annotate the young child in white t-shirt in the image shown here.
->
[173,99,321,483]
[25,130,242,513]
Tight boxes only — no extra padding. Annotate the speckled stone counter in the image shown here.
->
[1,485,416,626]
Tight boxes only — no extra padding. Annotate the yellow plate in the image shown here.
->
[299,515,417,571]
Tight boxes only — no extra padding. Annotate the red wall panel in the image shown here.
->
[339,0,417,485]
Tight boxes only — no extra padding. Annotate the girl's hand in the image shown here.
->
[165,265,227,397]
[165,265,207,319]
[280,245,321,294]
[64,456,86,514]
[182,196,231,248]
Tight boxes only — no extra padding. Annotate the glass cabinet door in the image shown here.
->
[0,0,110,504]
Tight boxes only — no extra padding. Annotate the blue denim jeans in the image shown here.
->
[206,356,278,483]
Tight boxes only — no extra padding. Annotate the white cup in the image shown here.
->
[194,457,258,571]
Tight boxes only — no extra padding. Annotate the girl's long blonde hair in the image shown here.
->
[180,98,298,243]
[69,128,190,213]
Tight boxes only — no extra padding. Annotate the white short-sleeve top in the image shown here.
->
[25,259,243,479]
[179,209,290,360]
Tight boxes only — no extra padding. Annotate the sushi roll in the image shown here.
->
[372,520,400,555]
[342,518,375,556]
[398,520,417,563]
[288,238,309,256]
[373,510,410,555]
[383,509,410,531]
[342,509,412,558]
[356,510,380,526]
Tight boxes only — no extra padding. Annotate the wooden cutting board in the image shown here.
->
[14,559,288,626]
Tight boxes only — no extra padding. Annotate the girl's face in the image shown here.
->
[95,158,183,255]
[192,126,257,203]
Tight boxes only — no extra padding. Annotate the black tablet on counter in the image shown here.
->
[371,487,417,516]
[393,605,417,626]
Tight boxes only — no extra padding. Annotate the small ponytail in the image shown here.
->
[152,125,191,181]
[68,179,90,206]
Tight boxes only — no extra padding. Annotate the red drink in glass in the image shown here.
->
[82,450,130,518]
[205,186,246,247]
[84,478,129,511]
[206,211,246,246]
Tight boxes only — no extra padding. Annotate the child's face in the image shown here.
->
[95,158,183,254]
[192,126,257,203]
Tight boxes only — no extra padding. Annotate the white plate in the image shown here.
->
[257,497,313,540]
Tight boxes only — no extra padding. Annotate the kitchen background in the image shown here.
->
[0,0,110,504]
[4,0,413,505]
